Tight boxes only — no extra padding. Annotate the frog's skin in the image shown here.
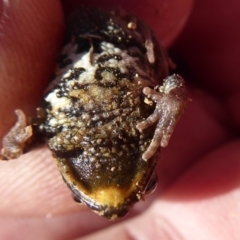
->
[0,8,187,220]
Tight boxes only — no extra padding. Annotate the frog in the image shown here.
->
[0,7,187,220]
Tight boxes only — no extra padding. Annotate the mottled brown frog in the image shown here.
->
[0,7,187,220]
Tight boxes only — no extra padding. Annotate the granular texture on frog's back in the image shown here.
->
[41,7,169,219]
[44,40,159,209]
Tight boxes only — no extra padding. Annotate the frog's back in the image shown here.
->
[42,7,168,219]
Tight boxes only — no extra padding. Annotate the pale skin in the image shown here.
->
[1,0,240,239]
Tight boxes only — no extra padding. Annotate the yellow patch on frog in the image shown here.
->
[56,156,146,219]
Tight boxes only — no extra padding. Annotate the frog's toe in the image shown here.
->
[141,115,170,160]
[1,109,33,160]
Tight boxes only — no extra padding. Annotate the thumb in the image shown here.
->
[0,0,63,140]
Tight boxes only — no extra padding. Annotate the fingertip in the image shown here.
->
[62,0,194,47]
[116,0,194,47]
[0,147,83,217]
[0,0,64,138]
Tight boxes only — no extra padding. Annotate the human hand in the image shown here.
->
[1,0,239,239]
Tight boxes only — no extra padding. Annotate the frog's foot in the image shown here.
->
[1,109,33,160]
[137,74,187,161]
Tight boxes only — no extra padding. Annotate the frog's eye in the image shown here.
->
[145,171,158,195]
